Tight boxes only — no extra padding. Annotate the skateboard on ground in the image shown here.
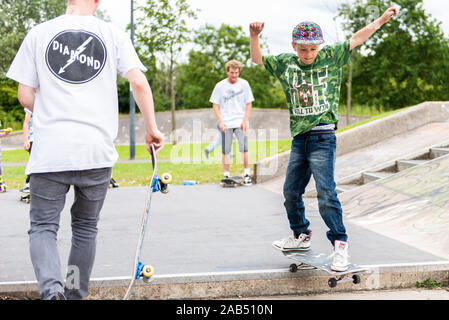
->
[19,189,30,203]
[220,176,244,188]
[123,145,172,300]
[282,249,368,288]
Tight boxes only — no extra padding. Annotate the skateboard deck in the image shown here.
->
[220,176,243,188]
[123,145,172,300]
[283,249,368,287]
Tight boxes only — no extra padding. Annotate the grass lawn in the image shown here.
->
[1,140,292,190]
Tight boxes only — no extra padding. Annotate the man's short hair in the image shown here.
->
[225,60,242,72]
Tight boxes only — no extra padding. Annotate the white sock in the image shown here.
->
[244,168,250,176]
[224,172,230,178]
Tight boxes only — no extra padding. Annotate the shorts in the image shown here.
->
[221,127,248,155]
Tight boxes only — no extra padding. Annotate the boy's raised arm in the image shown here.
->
[249,22,265,65]
[350,7,398,51]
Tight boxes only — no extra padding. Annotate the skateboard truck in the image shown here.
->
[135,262,155,284]
[328,274,361,288]
[152,172,172,194]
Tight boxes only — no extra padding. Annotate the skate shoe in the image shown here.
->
[331,240,350,272]
[272,230,312,251]
[243,174,252,186]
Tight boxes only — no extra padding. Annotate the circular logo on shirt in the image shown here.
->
[45,30,107,84]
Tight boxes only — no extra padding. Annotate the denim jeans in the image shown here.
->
[283,132,347,244]
[28,167,111,300]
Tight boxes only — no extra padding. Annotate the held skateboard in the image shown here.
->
[123,145,172,300]
[220,176,244,188]
[282,249,368,288]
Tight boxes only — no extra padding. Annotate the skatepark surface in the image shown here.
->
[1,105,449,299]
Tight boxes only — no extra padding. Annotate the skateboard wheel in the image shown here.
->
[20,196,23,200]
[289,264,298,273]
[142,265,155,284]
[352,274,361,284]
[160,173,172,184]
[26,198,30,204]
[328,278,338,288]
[142,264,155,278]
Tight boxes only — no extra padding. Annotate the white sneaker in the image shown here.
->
[243,174,252,186]
[331,240,350,272]
[272,232,311,251]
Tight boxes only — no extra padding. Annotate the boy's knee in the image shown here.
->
[283,190,299,201]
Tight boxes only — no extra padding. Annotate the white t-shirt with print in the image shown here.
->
[209,78,254,128]
[6,14,146,175]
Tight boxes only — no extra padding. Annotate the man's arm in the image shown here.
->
[23,112,31,151]
[18,84,36,111]
[212,103,226,133]
[126,68,164,154]
[241,102,252,132]
[249,22,265,65]
[350,7,398,51]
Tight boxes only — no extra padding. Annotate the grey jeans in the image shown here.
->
[28,167,111,300]
[221,127,248,155]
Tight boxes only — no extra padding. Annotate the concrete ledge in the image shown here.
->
[336,137,449,186]
[254,102,449,184]
[2,261,448,300]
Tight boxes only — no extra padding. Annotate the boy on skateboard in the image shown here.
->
[250,7,398,271]
[7,0,164,299]
[210,60,254,185]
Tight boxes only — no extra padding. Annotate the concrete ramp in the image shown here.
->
[340,154,449,260]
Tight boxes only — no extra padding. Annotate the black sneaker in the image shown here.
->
[204,149,210,159]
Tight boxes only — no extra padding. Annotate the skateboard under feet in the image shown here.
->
[282,250,368,288]
[123,145,172,300]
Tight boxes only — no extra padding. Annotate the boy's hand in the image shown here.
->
[249,22,265,37]
[241,120,248,132]
[219,121,226,133]
[380,7,398,25]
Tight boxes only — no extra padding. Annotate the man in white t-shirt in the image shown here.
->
[210,60,254,185]
[6,0,164,300]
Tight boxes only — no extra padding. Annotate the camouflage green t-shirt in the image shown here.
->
[263,41,351,137]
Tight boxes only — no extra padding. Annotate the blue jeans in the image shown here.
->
[283,132,347,244]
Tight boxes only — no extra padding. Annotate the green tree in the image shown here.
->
[0,0,67,127]
[135,0,198,144]
[0,0,67,78]
[176,24,286,110]
[338,0,449,110]
[0,0,109,127]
